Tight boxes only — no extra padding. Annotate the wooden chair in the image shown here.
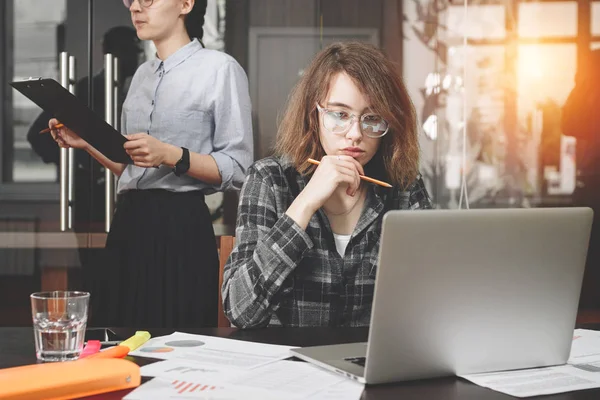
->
[217,235,235,328]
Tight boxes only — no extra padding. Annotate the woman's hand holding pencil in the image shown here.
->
[45,119,89,150]
[285,155,377,229]
[39,123,64,134]
[307,158,391,188]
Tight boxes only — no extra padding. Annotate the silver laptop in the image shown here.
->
[291,208,593,385]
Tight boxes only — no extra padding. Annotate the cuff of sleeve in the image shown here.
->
[257,214,314,281]
[272,213,314,253]
[210,152,234,191]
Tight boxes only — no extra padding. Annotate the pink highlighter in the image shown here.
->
[79,340,102,358]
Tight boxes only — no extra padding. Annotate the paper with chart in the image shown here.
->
[123,377,266,400]
[128,332,294,371]
[125,360,364,400]
[461,329,600,397]
[460,364,600,398]
[569,328,600,363]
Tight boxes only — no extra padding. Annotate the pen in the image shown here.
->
[39,123,64,134]
[307,158,393,188]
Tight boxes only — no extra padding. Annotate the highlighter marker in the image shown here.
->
[119,331,151,352]
[79,340,101,358]
[87,345,130,359]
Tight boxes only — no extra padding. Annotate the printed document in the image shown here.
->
[124,360,364,400]
[461,329,600,397]
[128,331,294,370]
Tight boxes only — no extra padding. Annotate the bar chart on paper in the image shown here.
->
[172,380,220,394]
[127,362,365,400]
[124,377,232,399]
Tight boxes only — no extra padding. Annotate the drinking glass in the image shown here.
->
[30,291,90,362]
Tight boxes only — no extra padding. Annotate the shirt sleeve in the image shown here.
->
[408,175,434,209]
[221,164,314,328]
[210,60,254,191]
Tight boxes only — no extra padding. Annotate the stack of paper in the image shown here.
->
[461,329,600,397]
[124,332,364,400]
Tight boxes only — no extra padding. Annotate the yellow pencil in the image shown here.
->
[39,123,64,134]
[307,158,393,188]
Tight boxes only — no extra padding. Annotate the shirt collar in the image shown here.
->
[152,38,203,74]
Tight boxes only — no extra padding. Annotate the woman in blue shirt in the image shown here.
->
[49,0,253,327]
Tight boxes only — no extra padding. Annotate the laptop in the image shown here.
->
[291,208,593,385]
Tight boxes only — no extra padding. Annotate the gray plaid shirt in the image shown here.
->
[222,156,432,328]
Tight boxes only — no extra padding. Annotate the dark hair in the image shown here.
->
[275,41,420,188]
[102,26,139,55]
[185,0,208,40]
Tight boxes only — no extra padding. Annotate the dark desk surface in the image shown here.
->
[3,326,600,400]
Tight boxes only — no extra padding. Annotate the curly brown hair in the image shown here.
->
[274,41,420,188]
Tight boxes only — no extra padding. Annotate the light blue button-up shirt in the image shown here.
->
[118,39,253,194]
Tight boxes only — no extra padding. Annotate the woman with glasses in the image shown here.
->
[48,0,253,328]
[222,41,432,328]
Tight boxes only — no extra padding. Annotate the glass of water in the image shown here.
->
[30,291,90,362]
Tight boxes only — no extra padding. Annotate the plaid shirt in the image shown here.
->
[222,156,432,328]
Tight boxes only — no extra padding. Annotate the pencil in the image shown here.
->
[307,158,392,188]
[39,123,64,134]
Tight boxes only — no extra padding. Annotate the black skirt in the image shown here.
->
[87,189,219,328]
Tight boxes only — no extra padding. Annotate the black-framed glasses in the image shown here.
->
[123,0,154,8]
[316,103,389,138]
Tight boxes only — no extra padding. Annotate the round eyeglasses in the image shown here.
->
[123,0,154,8]
[316,103,389,139]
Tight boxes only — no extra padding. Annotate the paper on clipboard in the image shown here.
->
[10,78,132,164]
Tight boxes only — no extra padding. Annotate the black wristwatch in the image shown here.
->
[173,147,190,177]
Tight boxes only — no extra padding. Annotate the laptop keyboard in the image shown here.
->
[344,357,366,367]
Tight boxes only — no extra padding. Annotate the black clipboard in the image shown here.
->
[10,78,132,164]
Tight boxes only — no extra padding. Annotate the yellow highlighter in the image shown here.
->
[119,331,151,352]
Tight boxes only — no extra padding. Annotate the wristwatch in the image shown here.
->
[173,147,190,177]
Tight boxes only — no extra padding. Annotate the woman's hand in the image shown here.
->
[300,155,364,213]
[48,119,89,149]
[124,133,177,168]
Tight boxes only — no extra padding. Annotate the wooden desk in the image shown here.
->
[2,326,600,399]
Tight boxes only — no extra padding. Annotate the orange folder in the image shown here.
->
[0,358,140,400]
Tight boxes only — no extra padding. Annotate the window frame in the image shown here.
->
[0,0,59,202]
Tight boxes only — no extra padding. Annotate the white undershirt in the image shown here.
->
[333,233,352,257]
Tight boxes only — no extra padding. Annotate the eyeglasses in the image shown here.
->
[316,103,389,138]
[123,0,154,8]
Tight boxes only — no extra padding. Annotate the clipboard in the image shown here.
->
[10,78,132,164]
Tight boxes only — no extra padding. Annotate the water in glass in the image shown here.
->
[30,291,90,362]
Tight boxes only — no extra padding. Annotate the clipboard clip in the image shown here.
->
[26,76,43,81]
